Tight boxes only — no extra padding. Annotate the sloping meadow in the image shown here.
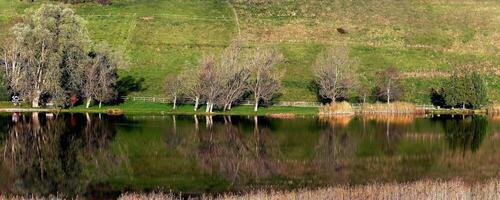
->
[0,0,498,103]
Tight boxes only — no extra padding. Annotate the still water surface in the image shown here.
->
[0,113,499,198]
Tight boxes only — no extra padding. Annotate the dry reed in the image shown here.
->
[360,102,420,114]
[117,179,500,200]
[487,104,500,114]
[3,179,500,200]
[319,101,354,115]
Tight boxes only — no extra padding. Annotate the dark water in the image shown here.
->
[0,113,499,198]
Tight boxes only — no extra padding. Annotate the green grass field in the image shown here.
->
[0,0,498,104]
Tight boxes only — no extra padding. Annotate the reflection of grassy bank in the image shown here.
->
[65,101,319,116]
[118,179,500,200]
[0,101,494,116]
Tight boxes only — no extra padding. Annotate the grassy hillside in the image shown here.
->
[0,0,499,103]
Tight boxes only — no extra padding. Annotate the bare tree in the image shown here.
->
[82,44,119,108]
[313,45,357,102]
[94,45,118,108]
[199,56,221,113]
[375,66,404,104]
[355,72,371,104]
[82,58,100,108]
[218,42,250,111]
[246,48,283,112]
[164,74,182,110]
[179,67,203,111]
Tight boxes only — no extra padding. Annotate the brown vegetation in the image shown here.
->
[487,104,500,114]
[360,102,421,114]
[116,179,500,200]
[318,101,354,115]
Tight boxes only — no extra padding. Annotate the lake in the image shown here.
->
[0,113,499,199]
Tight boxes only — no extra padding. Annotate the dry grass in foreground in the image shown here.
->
[118,179,500,200]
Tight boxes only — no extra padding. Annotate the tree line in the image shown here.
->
[311,45,488,109]
[168,42,488,112]
[164,42,283,112]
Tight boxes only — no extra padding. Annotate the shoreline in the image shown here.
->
[0,101,496,116]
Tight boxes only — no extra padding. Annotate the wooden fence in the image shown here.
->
[123,96,322,107]
[123,96,438,109]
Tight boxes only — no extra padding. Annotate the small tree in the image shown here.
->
[356,72,371,104]
[179,68,203,111]
[218,42,249,111]
[374,66,404,104]
[246,48,283,112]
[443,67,487,109]
[199,56,220,113]
[94,45,118,108]
[313,45,357,102]
[164,74,182,110]
[82,44,119,108]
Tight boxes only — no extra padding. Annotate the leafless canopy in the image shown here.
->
[375,65,404,104]
[313,45,358,103]
[246,48,283,112]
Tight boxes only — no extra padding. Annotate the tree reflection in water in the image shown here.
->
[171,115,281,187]
[0,113,116,197]
[442,115,487,154]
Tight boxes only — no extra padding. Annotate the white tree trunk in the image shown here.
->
[173,96,177,110]
[32,90,41,108]
[228,102,232,110]
[99,101,102,108]
[194,96,199,111]
[32,99,40,108]
[205,101,210,113]
[254,98,259,112]
[387,80,391,104]
[86,98,92,108]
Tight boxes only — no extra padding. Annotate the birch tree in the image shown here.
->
[179,68,203,111]
[2,4,89,107]
[313,45,357,102]
[199,56,220,113]
[93,45,118,108]
[246,48,283,112]
[164,74,182,110]
[218,42,249,111]
[82,44,119,108]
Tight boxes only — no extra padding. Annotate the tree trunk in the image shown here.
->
[209,103,214,113]
[228,102,232,110]
[99,101,102,108]
[363,94,367,104]
[32,99,40,108]
[205,101,210,113]
[86,98,92,108]
[194,96,199,111]
[173,96,177,110]
[462,103,465,109]
[32,90,41,108]
[386,88,391,104]
[254,98,259,112]
[387,80,391,104]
